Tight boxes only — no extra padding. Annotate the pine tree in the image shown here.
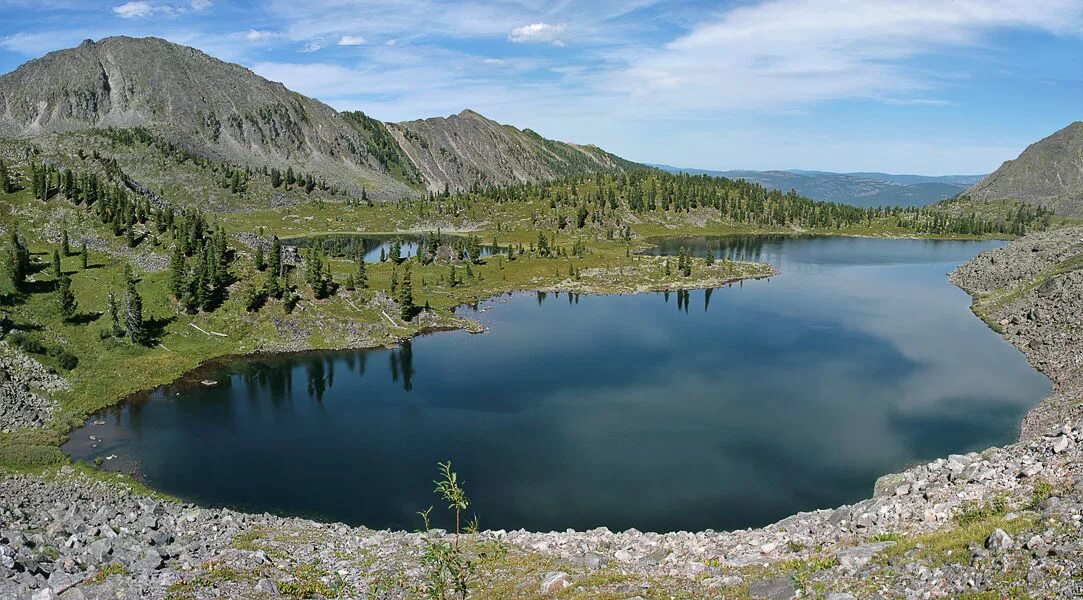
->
[356,258,367,289]
[268,236,282,277]
[52,249,62,278]
[389,267,398,296]
[169,244,187,299]
[399,267,414,321]
[306,248,332,299]
[80,243,88,270]
[254,245,266,271]
[0,160,10,194]
[107,289,123,337]
[56,275,77,321]
[124,278,147,345]
[61,230,70,256]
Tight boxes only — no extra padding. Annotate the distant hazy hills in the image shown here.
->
[0,36,638,197]
[962,122,1083,217]
[653,165,984,208]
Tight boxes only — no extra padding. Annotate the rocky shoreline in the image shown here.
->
[2,229,1082,599]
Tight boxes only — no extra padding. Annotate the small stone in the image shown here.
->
[256,578,278,595]
[748,574,795,600]
[31,589,57,600]
[836,541,895,574]
[539,571,569,594]
[1052,436,1070,453]
[985,529,1013,552]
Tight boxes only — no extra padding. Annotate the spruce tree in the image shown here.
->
[254,245,266,271]
[56,275,77,321]
[61,230,70,256]
[268,236,282,277]
[52,249,62,278]
[169,244,187,299]
[124,278,146,345]
[80,243,88,269]
[107,289,123,337]
[356,258,367,289]
[399,267,414,321]
[0,160,9,194]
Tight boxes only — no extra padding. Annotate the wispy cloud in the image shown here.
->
[508,22,566,46]
[112,1,154,18]
[243,29,277,42]
[610,0,1083,113]
[337,35,366,46]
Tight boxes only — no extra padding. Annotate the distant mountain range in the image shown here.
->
[652,165,985,208]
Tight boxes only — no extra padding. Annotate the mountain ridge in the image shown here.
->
[651,165,980,207]
[962,122,1083,217]
[0,36,640,199]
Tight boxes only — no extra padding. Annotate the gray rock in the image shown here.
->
[986,529,1014,552]
[539,571,569,594]
[748,575,795,600]
[836,541,896,573]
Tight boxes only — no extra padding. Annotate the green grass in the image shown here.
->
[0,159,1050,478]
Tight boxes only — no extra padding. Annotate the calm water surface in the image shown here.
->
[65,236,1050,532]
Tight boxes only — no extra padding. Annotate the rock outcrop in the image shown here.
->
[387,109,639,193]
[963,122,1083,217]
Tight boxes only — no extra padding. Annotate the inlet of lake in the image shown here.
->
[64,236,1050,533]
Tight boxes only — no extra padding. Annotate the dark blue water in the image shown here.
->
[65,236,1049,533]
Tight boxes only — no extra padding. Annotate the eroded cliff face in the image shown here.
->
[387,109,639,193]
[963,123,1083,217]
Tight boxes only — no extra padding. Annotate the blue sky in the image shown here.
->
[1,0,1080,175]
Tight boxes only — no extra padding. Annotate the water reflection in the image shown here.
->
[65,236,1050,533]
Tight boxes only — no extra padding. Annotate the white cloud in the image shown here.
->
[244,29,277,42]
[337,35,366,46]
[300,39,323,53]
[190,0,212,10]
[508,22,566,45]
[112,1,153,18]
[611,0,1083,113]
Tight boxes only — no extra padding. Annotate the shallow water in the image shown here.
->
[65,236,1050,532]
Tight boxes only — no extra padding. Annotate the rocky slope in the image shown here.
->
[2,229,1082,599]
[0,38,639,200]
[963,122,1083,217]
[387,110,641,193]
[0,37,412,199]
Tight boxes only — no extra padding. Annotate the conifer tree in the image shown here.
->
[52,249,62,278]
[80,243,88,270]
[254,245,266,271]
[107,289,123,337]
[356,257,367,289]
[124,278,147,345]
[399,267,414,321]
[169,244,187,299]
[56,275,77,321]
[268,236,282,277]
[61,230,70,256]
[0,160,10,194]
